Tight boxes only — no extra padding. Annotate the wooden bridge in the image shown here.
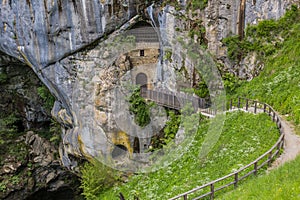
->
[140,87,217,117]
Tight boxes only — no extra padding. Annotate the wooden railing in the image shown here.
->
[169,97,285,200]
[140,87,217,116]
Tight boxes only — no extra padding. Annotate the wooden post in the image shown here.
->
[237,97,240,109]
[273,111,276,122]
[254,101,257,114]
[269,107,272,116]
[268,151,272,167]
[278,120,281,129]
[230,99,233,110]
[246,99,248,111]
[183,194,187,200]
[276,142,281,157]
[254,162,258,176]
[263,103,267,113]
[234,173,239,188]
[210,184,214,199]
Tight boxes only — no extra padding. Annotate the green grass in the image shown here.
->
[218,155,300,200]
[229,6,300,134]
[98,111,279,200]
[217,6,300,199]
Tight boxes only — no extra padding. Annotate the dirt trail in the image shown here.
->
[269,117,300,169]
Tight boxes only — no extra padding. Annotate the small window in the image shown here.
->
[140,50,144,57]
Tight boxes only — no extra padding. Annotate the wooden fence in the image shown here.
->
[169,97,285,200]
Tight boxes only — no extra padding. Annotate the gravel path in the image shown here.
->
[269,117,300,170]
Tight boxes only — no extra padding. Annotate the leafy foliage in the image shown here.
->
[0,71,8,84]
[0,113,20,135]
[194,79,209,98]
[80,159,120,200]
[223,5,300,63]
[187,0,208,11]
[37,85,55,112]
[222,72,241,94]
[128,88,153,127]
[163,110,180,144]
[164,49,173,62]
[229,6,300,131]
[150,110,181,150]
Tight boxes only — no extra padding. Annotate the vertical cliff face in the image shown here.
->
[0,0,299,168]
[204,0,299,78]
[0,0,155,124]
[0,0,142,66]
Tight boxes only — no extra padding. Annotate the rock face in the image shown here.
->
[0,54,49,130]
[0,131,81,200]
[0,0,299,168]
[204,0,299,78]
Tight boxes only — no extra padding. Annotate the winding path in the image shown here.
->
[269,118,300,169]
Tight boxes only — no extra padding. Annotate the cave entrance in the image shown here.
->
[133,137,140,153]
[136,72,147,89]
[112,145,128,159]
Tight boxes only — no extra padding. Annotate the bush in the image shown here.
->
[223,5,300,63]
[80,159,120,200]
[128,88,153,127]
[37,85,55,112]
[187,0,208,11]
[0,72,8,84]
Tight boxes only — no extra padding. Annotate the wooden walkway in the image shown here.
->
[140,87,217,117]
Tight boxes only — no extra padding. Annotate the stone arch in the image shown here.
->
[112,144,128,159]
[136,72,148,88]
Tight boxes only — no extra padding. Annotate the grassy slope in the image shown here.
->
[218,6,300,200]
[232,8,300,134]
[219,155,300,200]
[100,112,279,200]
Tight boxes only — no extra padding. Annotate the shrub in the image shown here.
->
[80,159,120,200]
[128,88,153,127]
[37,85,55,112]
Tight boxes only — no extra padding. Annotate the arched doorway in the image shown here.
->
[133,137,140,153]
[136,72,147,88]
[112,145,128,159]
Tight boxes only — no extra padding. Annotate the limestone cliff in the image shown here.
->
[0,0,299,169]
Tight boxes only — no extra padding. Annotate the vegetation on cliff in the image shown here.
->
[225,5,300,133]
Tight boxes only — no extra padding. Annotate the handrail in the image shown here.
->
[169,97,285,200]
[140,87,216,116]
